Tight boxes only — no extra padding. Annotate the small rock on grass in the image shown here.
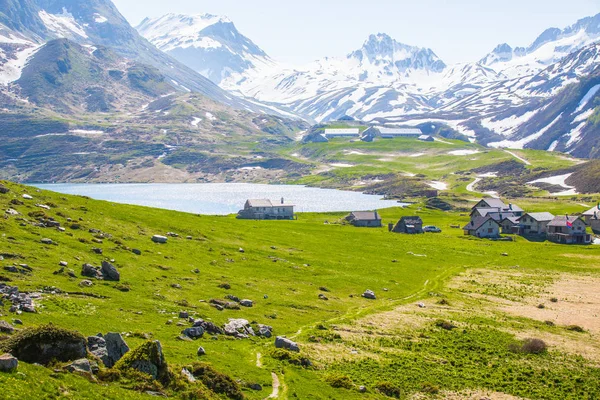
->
[0,354,18,372]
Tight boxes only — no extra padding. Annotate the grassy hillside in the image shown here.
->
[1,181,599,399]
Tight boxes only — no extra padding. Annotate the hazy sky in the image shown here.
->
[112,0,599,65]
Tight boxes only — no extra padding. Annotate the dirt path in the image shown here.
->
[267,372,280,399]
[466,177,482,193]
[505,150,532,166]
[256,352,262,367]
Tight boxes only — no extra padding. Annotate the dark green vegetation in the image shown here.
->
[0,181,599,398]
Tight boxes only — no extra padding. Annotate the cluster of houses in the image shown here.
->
[309,127,433,143]
[236,196,599,246]
[464,198,599,245]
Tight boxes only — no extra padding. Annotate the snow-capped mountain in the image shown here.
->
[136,13,273,84]
[480,13,600,78]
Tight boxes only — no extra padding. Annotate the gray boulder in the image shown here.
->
[182,327,204,339]
[275,336,299,352]
[197,346,206,356]
[151,235,168,244]
[0,185,10,194]
[224,318,254,338]
[81,264,102,279]
[257,324,273,338]
[240,299,253,307]
[66,358,92,374]
[178,311,189,319]
[104,332,130,368]
[87,336,110,367]
[5,209,19,216]
[181,367,196,383]
[362,289,376,300]
[41,238,53,245]
[132,249,142,255]
[0,353,18,371]
[0,320,15,334]
[101,261,120,281]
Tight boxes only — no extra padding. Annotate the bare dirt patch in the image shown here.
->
[411,390,523,400]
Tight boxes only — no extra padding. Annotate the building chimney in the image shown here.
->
[281,197,284,204]
[509,203,513,210]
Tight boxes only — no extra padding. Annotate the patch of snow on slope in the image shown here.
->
[0,45,41,85]
[480,110,537,137]
[427,181,448,190]
[573,108,594,123]
[94,14,108,24]
[574,84,600,113]
[39,8,89,39]
[528,173,578,195]
[488,113,562,149]
[448,150,481,156]
[566,121,587,147]
[547,140,559,151]
[205,112,217,121]
[191,117,202,126]
[505,150,531,165]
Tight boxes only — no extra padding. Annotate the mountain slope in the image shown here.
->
[137,13,273,85]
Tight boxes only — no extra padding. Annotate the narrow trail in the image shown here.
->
[505,150,532,166]
[267,372,280,399]
[256,352,262,367]
[466,177,482,193]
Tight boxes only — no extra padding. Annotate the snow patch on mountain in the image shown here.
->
[38,8,89,39]
[575,84,600,113]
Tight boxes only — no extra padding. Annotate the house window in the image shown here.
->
[488,228,493,234]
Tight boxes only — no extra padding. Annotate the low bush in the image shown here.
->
[435,320,457,330]
[375,381,401,398]
[566,325,585,333]
[186,362,243,400]
[509,338,548,354]
[325,373,354,389]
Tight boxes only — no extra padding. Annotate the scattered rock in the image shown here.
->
[318,293,329,301]
[0,185,10,194]
[40,238,53,245]
[171,283,182,289]
[501,253,509,257]
[361,289,376,300]
[103,332,130,367]
[0,320,15,334]
[92,248,103,255]
[0,353,18,372]
[275,336,299,352]
[79,280,94,287]
[224,319,254,338]
[5,209,19,216]
[178,311,189,319]
[182,327,204,339]
[59,261,68,267]
[226,294,240,302]
[81,264,102,279]
[66,358,92,374]
[4,325,87,365]
[417,302,426,308]
[358,385,367,393]
[116,340,167,381]
[101,261,120,282]
[166,232,178,237]
[196,347,206,356]
[192,268,200,274]
[87,336,110,367]
[132,249,142,256]
[165,320,173,325]
[152,235,168,244]
[249,383,262,391]
[240,299,253,307]
[13,319,22,325]
[238,248,245,253]
[193,320,223,335]
[256,324,273,338]
[181,367,196,383]
[22,194,33,200]
[218,283,231,290]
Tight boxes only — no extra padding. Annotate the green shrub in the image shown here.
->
[435,319,457,330]
[566,325,585,333]
[509,338,548,354]
[325,373,354,389]
[186,362,243,400]
[421,382,440,394]
[375,381,401,398]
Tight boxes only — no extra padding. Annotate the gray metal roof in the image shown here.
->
[583,205,600,216]
[378,127,422,135]
[324,128,360,135]
[548,215,584,227]
[463,216,500,231]
[350,211,381,221]
[247,199,294,208]
[519,212,555,222]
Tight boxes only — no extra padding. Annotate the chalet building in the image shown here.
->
[390,216,424,234]
[463,216,501,238]
[546,216,591,245]
[323,128,360,139]
[517,212,555,236]
[500,216,520,234]
[583,204,600,223]
[471,198,524,217]
[361,126,423,141]
[345,211,382,227]
[237,199,295,220]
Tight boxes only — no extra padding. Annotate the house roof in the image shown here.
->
[418,135,432,140]
[583,204,600,216]
[246,199,294,208]
[324,128,360,135]
[472,207,503,217]
[486,212,519,222]
[501,216,520,224]
[350,211,381,221]
[518,212,555,222]
[547,215,584,227]
[473,198,523,213]
[399,216,423,224]
[378,127,422,135]
[463,216,500,231]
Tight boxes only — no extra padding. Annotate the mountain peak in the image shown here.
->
[349,32,446,73]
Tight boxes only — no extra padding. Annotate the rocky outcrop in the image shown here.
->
[275,336,299,352]
[116,340,169,383]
